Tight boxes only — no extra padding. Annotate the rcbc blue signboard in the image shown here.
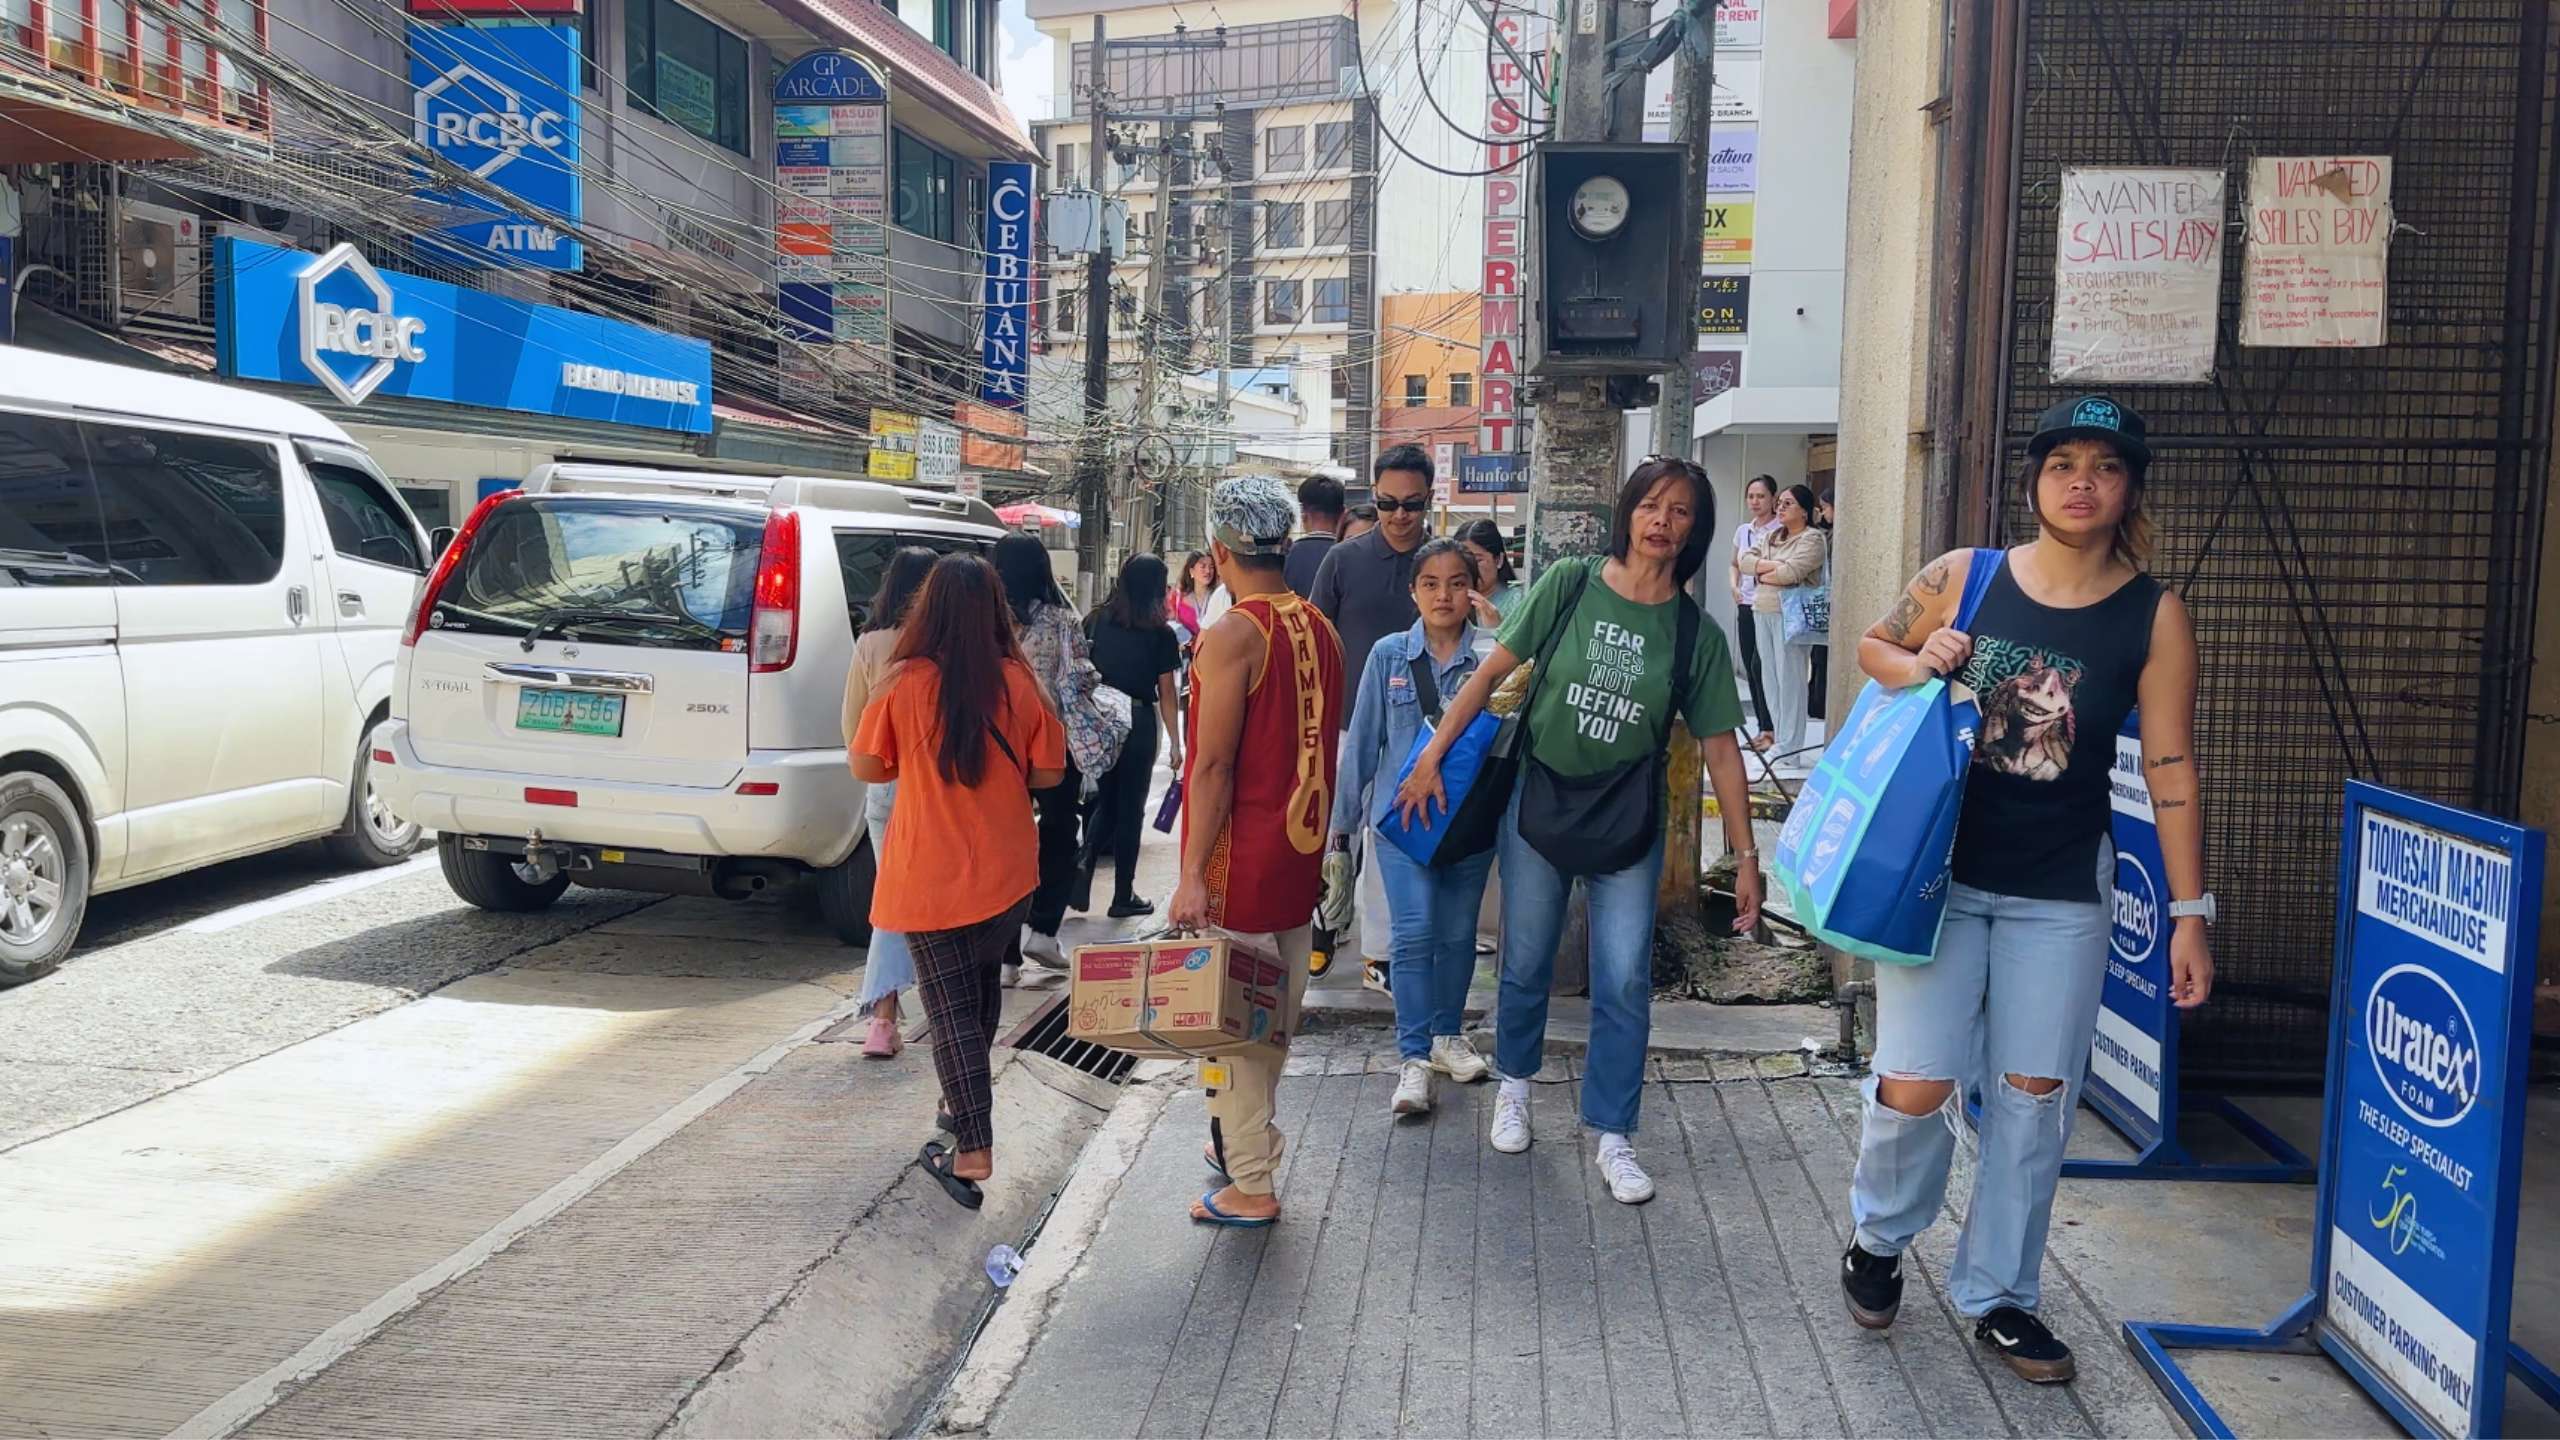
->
[410,19,584,271]
[214,236,713,432]
[2124,783,2554,1438]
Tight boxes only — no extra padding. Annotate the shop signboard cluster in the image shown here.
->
[409,19,584,271]
[213,237,713,433]
[2125,784,2557,1439]
[774,51,891,405]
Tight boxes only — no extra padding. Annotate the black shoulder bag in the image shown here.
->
[1419,563,1591,867]
[1516,582,1701,877]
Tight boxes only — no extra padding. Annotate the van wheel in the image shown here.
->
[438,835,570,912]
[816,837,876,947]
[0,772,88,986]
[328,716,423,867]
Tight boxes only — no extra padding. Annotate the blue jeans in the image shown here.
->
[1372,830,1494,1061]
[1492,791,1665,1135]
[1848,844,2112,1316]
[857,781,914,1008]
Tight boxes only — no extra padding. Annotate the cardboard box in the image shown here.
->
[1067,933,1300,1059]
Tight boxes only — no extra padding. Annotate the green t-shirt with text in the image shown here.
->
[1496,557,1743,777]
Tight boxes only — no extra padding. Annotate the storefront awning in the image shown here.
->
[1695,385,1841,437]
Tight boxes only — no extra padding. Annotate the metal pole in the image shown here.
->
[1132,128,1177,553]
[1655,10,1715,921]
[1075,15,1113,596]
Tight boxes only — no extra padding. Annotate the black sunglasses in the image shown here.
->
[1372,495,1432,514]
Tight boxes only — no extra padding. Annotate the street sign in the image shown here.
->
[2125,783,2558,1438]
[409,20,584,272]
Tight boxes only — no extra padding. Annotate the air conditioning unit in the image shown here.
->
[118,199,203,329]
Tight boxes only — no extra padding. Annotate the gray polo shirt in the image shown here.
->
[1307,526,1422,674]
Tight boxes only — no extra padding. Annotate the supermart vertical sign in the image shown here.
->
[1479,3,1546,454]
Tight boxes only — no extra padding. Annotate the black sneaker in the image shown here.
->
[1975,1305,2075,1383]
[1108,895,1156,919]
[1841,1242,1903,1329]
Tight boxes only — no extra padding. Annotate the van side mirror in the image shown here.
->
[429,526,457,560]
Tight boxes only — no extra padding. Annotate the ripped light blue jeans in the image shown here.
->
[856,781,915,1009]
[1848,844,2111,1317]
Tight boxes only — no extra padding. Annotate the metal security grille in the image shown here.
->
[1995,1,2560,1083]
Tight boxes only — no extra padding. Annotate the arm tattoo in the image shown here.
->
[1914,560,1952,596]
[2148,754,2189,769]
[2155,799,2190,810]
[1878,592,1923,642]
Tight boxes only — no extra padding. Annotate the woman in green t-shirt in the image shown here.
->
[1393,458,1764,1205]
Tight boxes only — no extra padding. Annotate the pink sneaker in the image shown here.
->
[861,1015,901,1059]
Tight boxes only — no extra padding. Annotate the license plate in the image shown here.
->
[516,687,625,736]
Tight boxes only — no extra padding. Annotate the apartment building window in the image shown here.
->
[1312,276,1350,324]
[1264,125,1305,174]
[895,129,959,242]
[1263,279,1302,325]
[1314,119,1351,169]
[1055,289,1080,335]
[1264,201,1303,249]
[1313,199,1351,248]
[625,0,752,155]
[1055,141,1078,180]
[583,5,602,92]
[1402,374,1426,407]
[1448,372,1473,406]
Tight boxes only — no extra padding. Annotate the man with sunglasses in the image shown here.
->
[1308,444,1438,991]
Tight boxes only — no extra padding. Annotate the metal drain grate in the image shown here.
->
[1002,995,1137,1084]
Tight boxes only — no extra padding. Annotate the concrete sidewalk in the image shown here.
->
[943,1034,2177,1440]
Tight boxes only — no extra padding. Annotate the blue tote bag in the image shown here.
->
[1773,549,2004,966]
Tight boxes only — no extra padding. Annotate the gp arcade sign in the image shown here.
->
[410,20,584,271]
[2125,784,2555,1438]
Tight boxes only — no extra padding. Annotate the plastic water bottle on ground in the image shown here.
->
[985,1243,1023,1288]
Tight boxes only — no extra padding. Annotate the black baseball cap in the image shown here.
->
[2028,395,2151,474]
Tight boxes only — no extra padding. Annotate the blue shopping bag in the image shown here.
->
[1773,549,2004,965]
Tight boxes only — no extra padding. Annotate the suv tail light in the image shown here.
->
[404,490,515,647]
[749,510,801,672]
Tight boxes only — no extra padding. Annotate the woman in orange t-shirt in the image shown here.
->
[852,555,1066,1210]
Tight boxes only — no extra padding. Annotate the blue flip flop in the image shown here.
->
[1193,1190,1276,1228]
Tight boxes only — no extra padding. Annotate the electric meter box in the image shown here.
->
[1525,142,1694,376]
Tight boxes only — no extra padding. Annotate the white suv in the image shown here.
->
[374,464,1004,942]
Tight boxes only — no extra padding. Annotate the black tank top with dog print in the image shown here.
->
[1948,557,2163,903]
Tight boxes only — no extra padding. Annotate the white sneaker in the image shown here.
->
[1490,1085,1533,1153]
[1021,927,1069,970]
[1001,963,1021,989]
[1361,957,1390,995]
[1596,1135,1655,1205]
[1430,1034,1490,1083]
[1392,1059,1435,1115]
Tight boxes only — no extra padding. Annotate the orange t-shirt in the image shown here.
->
[854,657,1065,933]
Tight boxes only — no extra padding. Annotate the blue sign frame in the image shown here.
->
[410,20,584,271]
[214,236,714,433]
[977,160,1032,407]
[1459,453,1529,493]
[2125,782,2556,1438]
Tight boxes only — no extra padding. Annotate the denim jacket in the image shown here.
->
[1331,619,1481,837]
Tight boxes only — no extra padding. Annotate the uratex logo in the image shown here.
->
[297,244,426,406]
[415,54,569,180]
[2366,963,2482,1130]
[2111,851,2159,964]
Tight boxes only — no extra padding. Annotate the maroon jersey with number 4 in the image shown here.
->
[1183,592,1345,933]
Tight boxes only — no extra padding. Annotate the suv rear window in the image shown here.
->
[435,499,762,652]
[835,530,991,630]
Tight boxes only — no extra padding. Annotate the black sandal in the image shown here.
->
[936,1108,956,1133]
[918,1141,984,1211]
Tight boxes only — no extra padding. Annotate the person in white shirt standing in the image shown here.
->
[1729,475,1782,751]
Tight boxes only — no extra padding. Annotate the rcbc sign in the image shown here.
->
[409,20,584,271]
[296,244,428,405]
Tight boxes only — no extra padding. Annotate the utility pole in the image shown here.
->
[1131,127,1178,552]
[1074,14,1113,598]
[1655,13,1717,924]
[1525,0,1651,993]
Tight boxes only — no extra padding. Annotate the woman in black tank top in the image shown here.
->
[1833,396,2219,1385]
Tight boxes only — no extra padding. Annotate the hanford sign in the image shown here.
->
[215,236,712,432]
[410,20,585,270]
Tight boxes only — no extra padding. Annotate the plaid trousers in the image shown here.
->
[907,896,1029,1153]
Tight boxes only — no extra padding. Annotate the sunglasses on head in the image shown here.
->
[1372,496,1431,514]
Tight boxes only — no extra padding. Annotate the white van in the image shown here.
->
[374,465,1006,944]
[0,347,433,982]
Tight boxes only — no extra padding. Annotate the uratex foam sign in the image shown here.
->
[410,20,584,271]
[214,237,713,432]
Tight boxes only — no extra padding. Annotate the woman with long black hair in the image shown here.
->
[840,545,940,1057]
[1080,553,1185,917]
[852,554,1065,1210]
[992,534,1085,972]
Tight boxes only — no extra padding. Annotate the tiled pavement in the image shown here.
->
[980,1038,2176,1439]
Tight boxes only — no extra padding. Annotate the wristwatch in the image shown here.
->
[2168,894,2217,926]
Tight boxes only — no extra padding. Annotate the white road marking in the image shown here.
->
[182,854,438,934]
[167,985,868,1440]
